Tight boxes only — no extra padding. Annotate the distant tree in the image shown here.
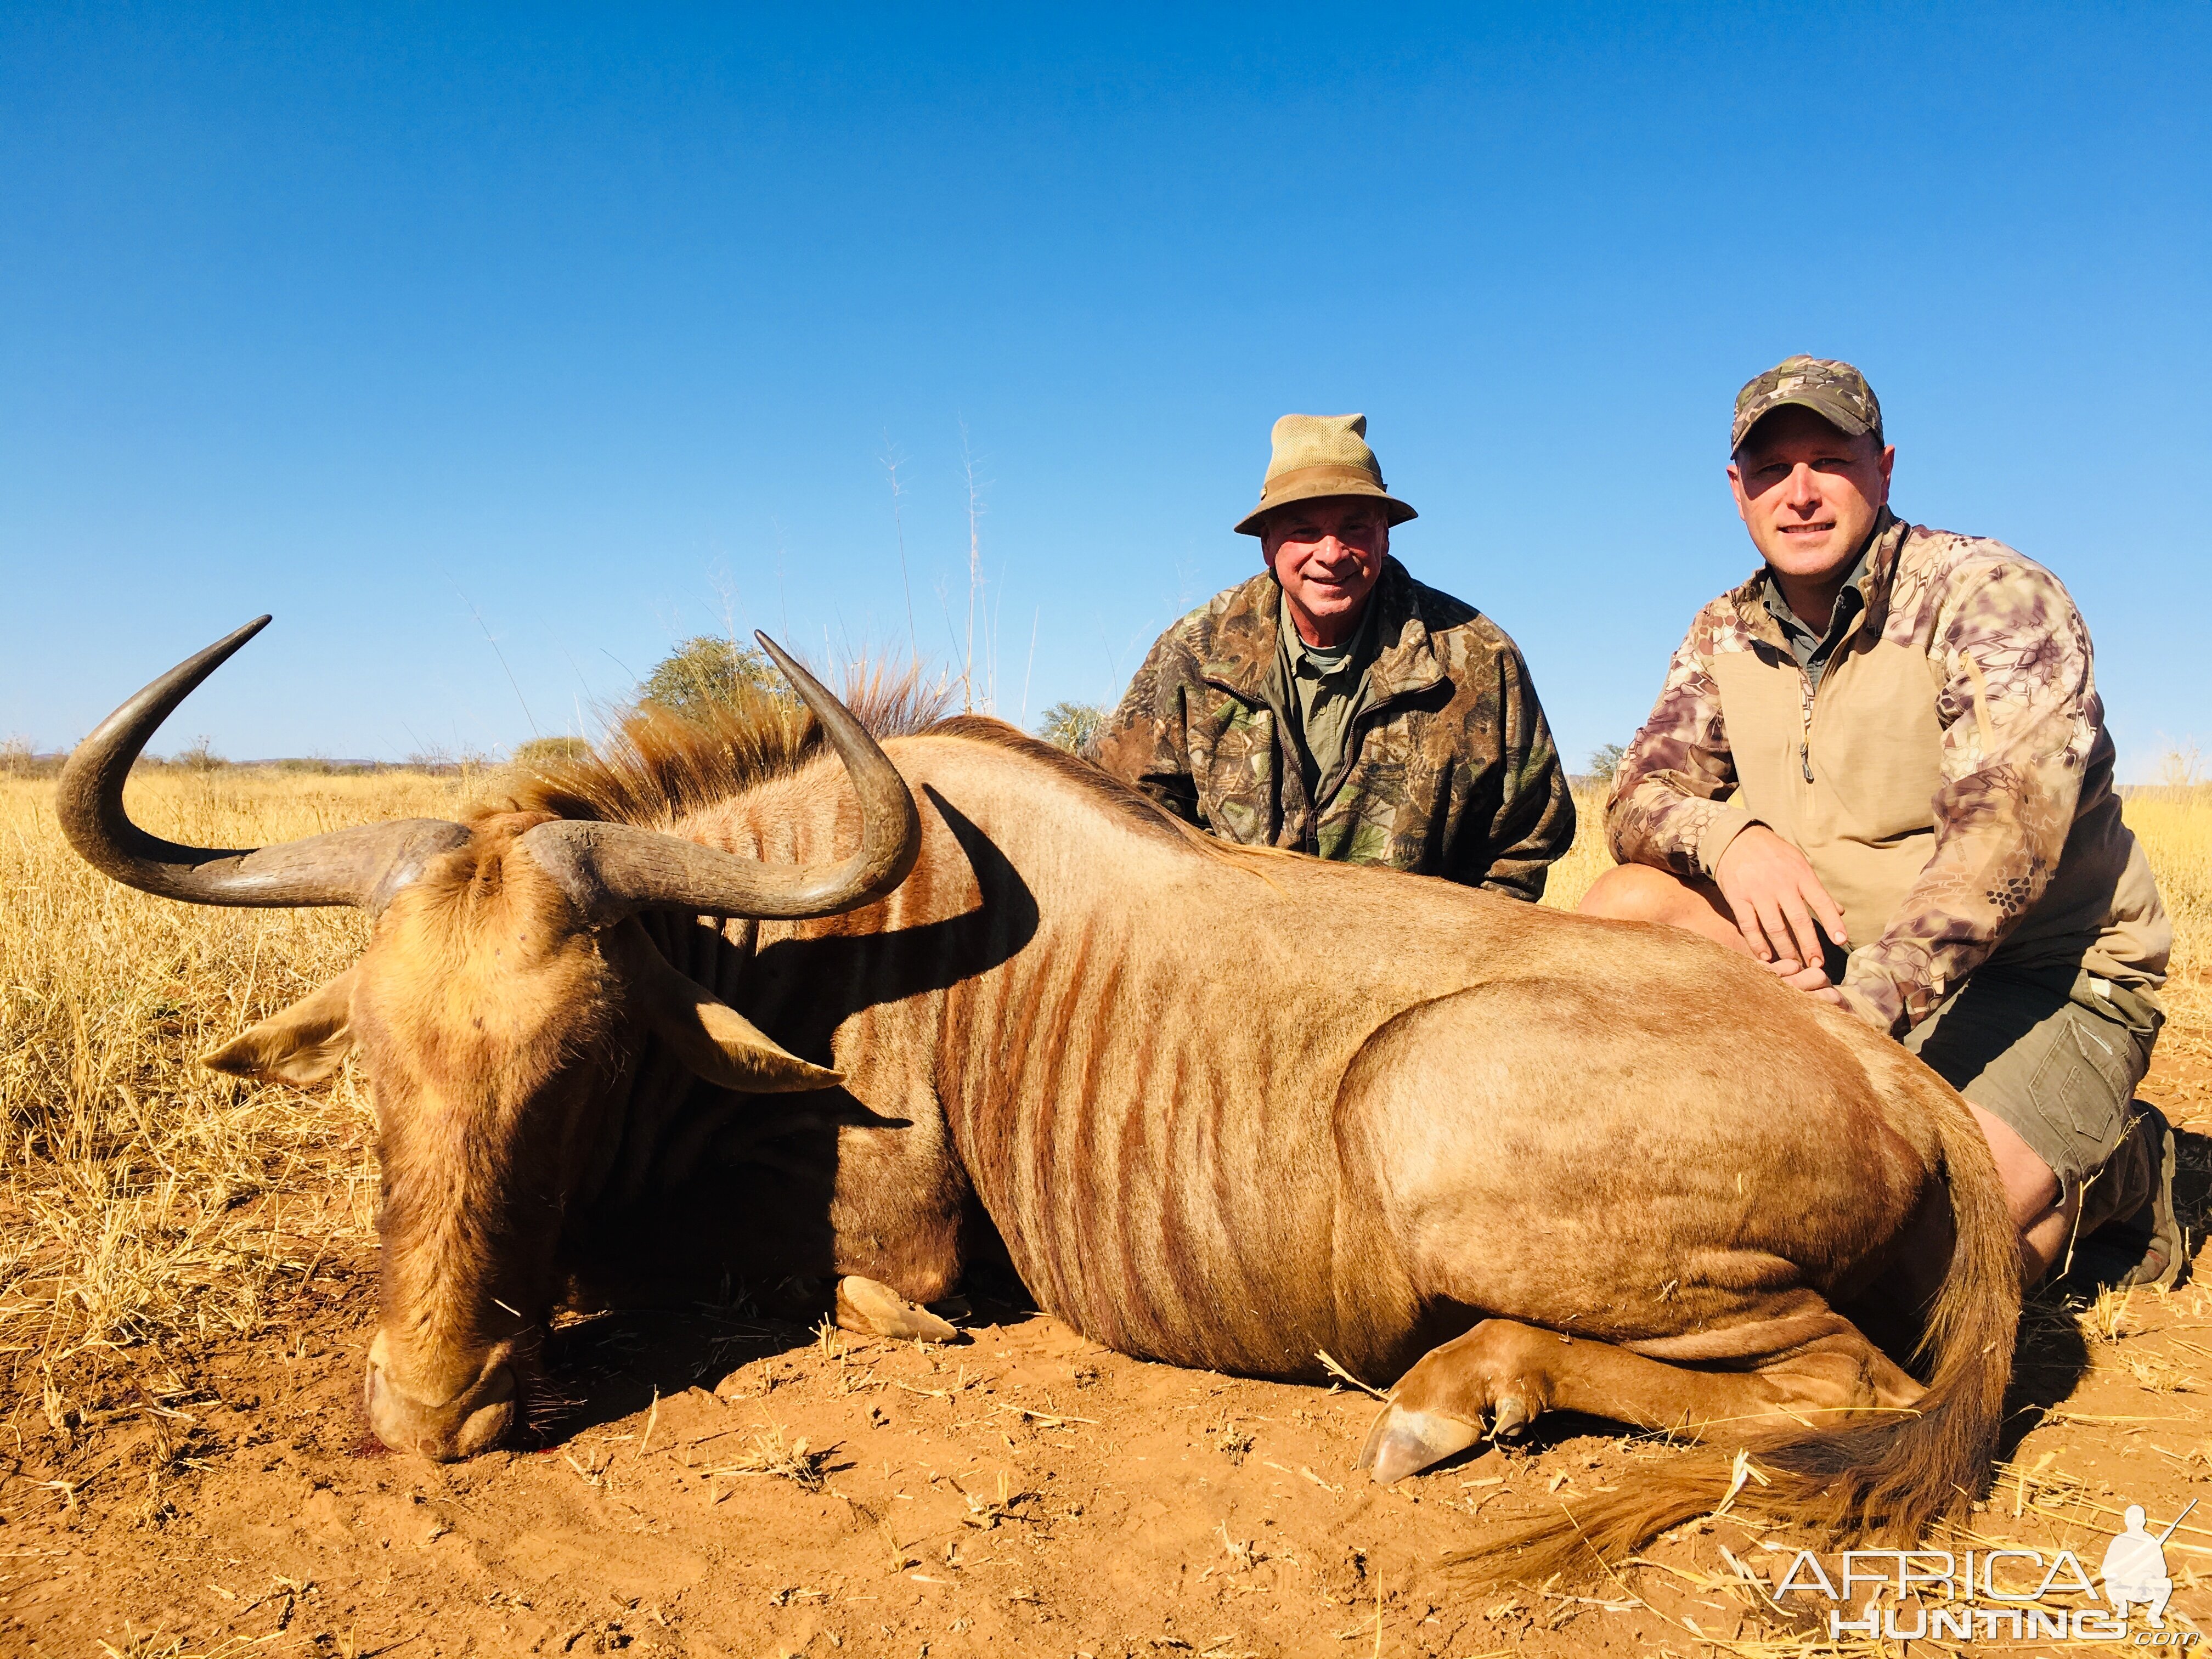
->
[176,735,224,772]
[2157,743,2205,791]
[403,742,492,776]
[512,735,594,770]
[1585,742,1628,785]
[640,636,787,721]
[1036,701,1107,755]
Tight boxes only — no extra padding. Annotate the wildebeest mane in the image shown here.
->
[489,665,952,829]
[485,673,1288,873]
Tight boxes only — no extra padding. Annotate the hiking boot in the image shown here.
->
[2067,1104,2187,1292]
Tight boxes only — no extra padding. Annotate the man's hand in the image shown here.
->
[1764,953,1844,1006]
[1714,824,1849,972]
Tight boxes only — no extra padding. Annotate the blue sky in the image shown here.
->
[4,5,2206,777]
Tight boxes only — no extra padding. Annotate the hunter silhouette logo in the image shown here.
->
[1764,1497,2199,1643]
[2103,1500,2193,1630]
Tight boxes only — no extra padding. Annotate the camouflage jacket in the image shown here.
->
[1607,510,2169,1036]
[1094,560,1575,899]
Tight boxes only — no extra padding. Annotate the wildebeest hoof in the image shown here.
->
[1356,1403,1481,1485]
[1490,1395,1531,1438]
[836,1275,963,1342]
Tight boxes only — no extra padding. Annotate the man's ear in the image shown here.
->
[202,968,360,1085]
[605,921,842,1094]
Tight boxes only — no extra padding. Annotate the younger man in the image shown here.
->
[1583,357,2176,1287]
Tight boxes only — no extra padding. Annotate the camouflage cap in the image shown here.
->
[1731,356,1884,453]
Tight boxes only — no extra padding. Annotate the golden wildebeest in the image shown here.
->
[61,618,2018,1582]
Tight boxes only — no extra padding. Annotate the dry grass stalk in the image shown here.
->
[950,1468,1037,1530]
[1209,1417,1254,1465]
[704,1424,831,1493]
[1216,1519,1259,1572]
[1316,1347,1388,1400]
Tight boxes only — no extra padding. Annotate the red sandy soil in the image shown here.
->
[11,1045,2212,1658]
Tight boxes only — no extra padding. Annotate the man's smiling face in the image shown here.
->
[1727,404,1895,580]
[1261,495,1390,647]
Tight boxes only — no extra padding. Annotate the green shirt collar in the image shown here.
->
[1279,588,1382,680]
[1197,557,1448,710]
[1762,520,1883,678]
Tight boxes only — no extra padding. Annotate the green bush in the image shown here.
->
[511,736,594,770]
[1036,701,1107,755]
[640,636,789,721]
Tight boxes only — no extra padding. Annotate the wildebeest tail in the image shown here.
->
[1453,1086,2021,1587]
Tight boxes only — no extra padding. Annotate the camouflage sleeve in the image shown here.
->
[1835,560,2097,1037]
[1091,625,1204,827]
[1459,640,1576,902]
[1604,610,1758,877]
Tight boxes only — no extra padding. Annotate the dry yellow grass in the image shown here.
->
[0,770,469,1417]
[1538,787,1615,913]
[3,768,2207,1426]
[2120,786,2212,979]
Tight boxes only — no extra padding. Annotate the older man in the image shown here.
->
[1583,356,2177,1288]
[1095,413,1572,898]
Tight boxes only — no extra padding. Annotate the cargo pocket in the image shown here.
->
[2026,1012,2136,1186]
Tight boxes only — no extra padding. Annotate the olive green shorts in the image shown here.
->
[1901,965,2162,1201]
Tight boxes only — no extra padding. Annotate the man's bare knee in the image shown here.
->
[1579,863,1695,921]
[1582,864,1750,954]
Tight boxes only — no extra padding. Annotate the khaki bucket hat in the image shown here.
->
[1233,413,1418,537]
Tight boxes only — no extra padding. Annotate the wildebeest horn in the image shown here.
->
[57,616,472,911]
[516,633,922,925]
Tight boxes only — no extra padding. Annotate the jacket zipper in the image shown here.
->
[1801,599,1871,786]
[1201,667,1442,849]
[1311,682,1432,823]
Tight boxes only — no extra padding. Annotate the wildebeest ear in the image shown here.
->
[665,995,845,1094]
[606,921,843,1095]
[201,968,359,1085]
